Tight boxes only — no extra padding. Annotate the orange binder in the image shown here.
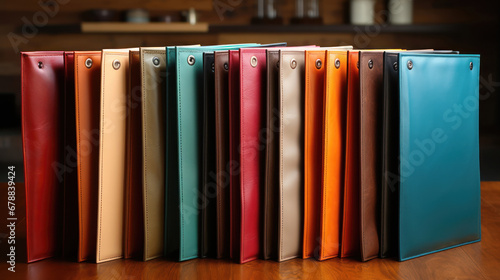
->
[303,49,326,259]
[319,50,348,260]
[341,50,361,258]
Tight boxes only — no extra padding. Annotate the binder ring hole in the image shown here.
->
[85,58,93,68]
[393,62,398,71]
[315,59,322,69]
[407,60,413,70]
[112,59,121,70]
[368,59,373,69]
[276,60,279,69]
[290,58,297,69]
[357,61,359,69]
[470,62,473,70]
[335,58,340,69]
[223,62,229,71]
[38,61,43,69]
[152,56,160,66]
[211,62,215,72]
[250,56,258,67]
[187,55,195,66]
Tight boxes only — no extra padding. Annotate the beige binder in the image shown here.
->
[140,47,166,260]
[96,49,131,263]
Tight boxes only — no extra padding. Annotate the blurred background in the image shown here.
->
[0,0,499,181]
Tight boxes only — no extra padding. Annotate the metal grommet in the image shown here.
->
[368,59,373,69]
[470,62,473,70]
[407,60,413,70]
[85,58,93,68]
[250,56,258,68]
[393,62,398,71]
[211,62,215,72]
[335,58,340,69]
[357,61,359,69]
[315,59,322,69]
[223,62,229,71]
[112,59,121,70]
[187,55,195,66]
[152,56,160,67]
[290,58,297,69]
[38,61,43,69]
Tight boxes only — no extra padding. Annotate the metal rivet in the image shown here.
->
[357,61,359,69]
[223,62,229,71]
[250,56,258,68]
[187,55,195,66]
[290,58,297,69]
[470,62,473,70]
[368,59,373,69]
[152,56,160,66]
[393,62,398,71]
[315,59,322,69]
[112,59,121,70]
[211,62,215,72]
[85,58,93,68]
[38,61,43,69]
[407,60,413,70]
[335,58,340,69]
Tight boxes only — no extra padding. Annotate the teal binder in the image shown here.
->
[165,44,258,261]
[398,53,481,261]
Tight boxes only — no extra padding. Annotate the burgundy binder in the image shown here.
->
[21,51,65,262]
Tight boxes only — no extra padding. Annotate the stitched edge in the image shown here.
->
[303,52,311,258]
[98,52,128,262]
[321,52,329,259]
[279,52,285,260]
[75,54,84,261]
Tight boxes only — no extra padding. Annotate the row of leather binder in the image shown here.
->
[20,43,481,264]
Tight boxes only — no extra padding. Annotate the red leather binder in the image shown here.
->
[21,51,65,262]
[229,48,267,263]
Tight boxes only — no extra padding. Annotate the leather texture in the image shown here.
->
[124,50,143,260]
[263,49,280,260]
[358,51,384,261]
[380,50,459,259]
[63,51,79,261]
[125,50,144,260]
[21,51,65,263]
[236,48,268,263]
[214,51,231,259]
[303,50,325,259]
[166,44,258,262]
[341,50,361,258]
[398,53,481,261]
[319,50,348,260]
[96,49,132,263]
[278,50,305,261]
[201,52,217,258]
[140,47,166,261]
[74,51,101,262]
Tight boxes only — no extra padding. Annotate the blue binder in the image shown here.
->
[398,53,481,261]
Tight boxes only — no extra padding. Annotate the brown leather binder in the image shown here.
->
[124,50,144,260]
[74,51,102,262]
[358,51,384,261]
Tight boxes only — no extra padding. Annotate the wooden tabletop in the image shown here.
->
[1,182,499,279]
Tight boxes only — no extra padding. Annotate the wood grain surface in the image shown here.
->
[0,182,499,279]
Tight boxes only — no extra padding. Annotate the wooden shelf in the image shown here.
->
[38,23,471,34]
[80,22,209,33]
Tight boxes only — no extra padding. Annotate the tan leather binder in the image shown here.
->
[140,47,166,260]
[96,49,131,263]
[278,49,305,261]
[74,51,101,262]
